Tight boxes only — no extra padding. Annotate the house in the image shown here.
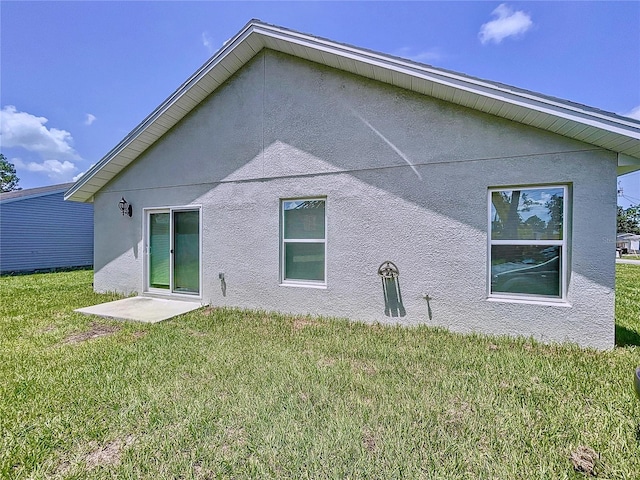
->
[617,233,640,254]
[1,183,93,274]
[65,20,640,349]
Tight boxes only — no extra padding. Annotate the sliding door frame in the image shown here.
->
[143,205,202,299]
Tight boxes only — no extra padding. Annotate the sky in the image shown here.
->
[1,1,639,207]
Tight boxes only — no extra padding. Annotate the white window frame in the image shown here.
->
[280,197,327,288]
[487,185,568,303]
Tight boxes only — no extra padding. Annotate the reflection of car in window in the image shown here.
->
[491,249,560,297]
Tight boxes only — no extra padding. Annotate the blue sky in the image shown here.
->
[1,1,639,206]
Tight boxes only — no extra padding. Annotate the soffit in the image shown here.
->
[66,21,640,202]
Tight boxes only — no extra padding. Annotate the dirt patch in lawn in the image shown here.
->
[85,435,135,469]
[38,324,58,334]
[570,445,598,476]
[351,359,377,375]
[444,398,474,426]
[220,427,246,456]
[362,427,378,453]
[317,356,337,368]
[64,322,121,344]
[292,317,323,331]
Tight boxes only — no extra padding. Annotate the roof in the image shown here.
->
[65,20,640,203]
[1,182,75,204]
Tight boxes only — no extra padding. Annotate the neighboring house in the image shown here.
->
[617,233,640,253]
[66,21,640,349]
[1,183,93,274]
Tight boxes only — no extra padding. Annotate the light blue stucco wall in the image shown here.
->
[93,50,617,348]
[1,190,93,273]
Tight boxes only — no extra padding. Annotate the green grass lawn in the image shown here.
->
[1,267,639,479]
[616,264,640,347]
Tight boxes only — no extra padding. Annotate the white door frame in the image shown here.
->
[143,205,202,299]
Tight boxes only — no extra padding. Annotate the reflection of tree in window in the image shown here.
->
[491,189,563,241]
[489,187,566,298]
[523,215,545,239]
[545,194,563,238]
[293,200,324,210]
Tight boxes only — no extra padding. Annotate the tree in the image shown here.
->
[0,154,20,192]
[491,190,534,238]
[544,194,563,238]
[617,205,640,234]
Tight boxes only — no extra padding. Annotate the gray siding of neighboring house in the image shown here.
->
[92,50,617,349]
[0,189,93,273]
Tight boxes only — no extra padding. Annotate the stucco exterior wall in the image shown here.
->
[94,50,617,349]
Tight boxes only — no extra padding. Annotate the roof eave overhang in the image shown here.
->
[618,154,640,176]
[65,20,640,203]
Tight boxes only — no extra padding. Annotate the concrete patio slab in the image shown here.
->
[75,296,203,323]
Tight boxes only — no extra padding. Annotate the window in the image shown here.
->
[488,185,567,300]
[281,198,326,284]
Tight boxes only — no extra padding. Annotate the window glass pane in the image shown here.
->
[149,213,170,289]
[285,242,325,281]
[173,210,199,294]
[284,200,325,239]
[491,188,563,240]
[491,245,561,297]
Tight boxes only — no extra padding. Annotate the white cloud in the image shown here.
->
[202,31,214,54]
[13,158,78,181]
[72,163,95,182]
[1,106,84,182]
[622,105,640,120]
[394,47,443,63]
[479,4,533,45]
[203,32,233,54]
[0,105,80,160]
[84,113,96,126]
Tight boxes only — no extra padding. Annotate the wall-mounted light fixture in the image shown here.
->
[118,197,133,217]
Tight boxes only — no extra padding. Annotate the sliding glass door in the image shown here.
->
[149,212,171,289]
[147,208,200,295]
[173,210,200,293]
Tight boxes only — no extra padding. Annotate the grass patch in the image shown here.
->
[616,263,640,346]
[1,268,639,479]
